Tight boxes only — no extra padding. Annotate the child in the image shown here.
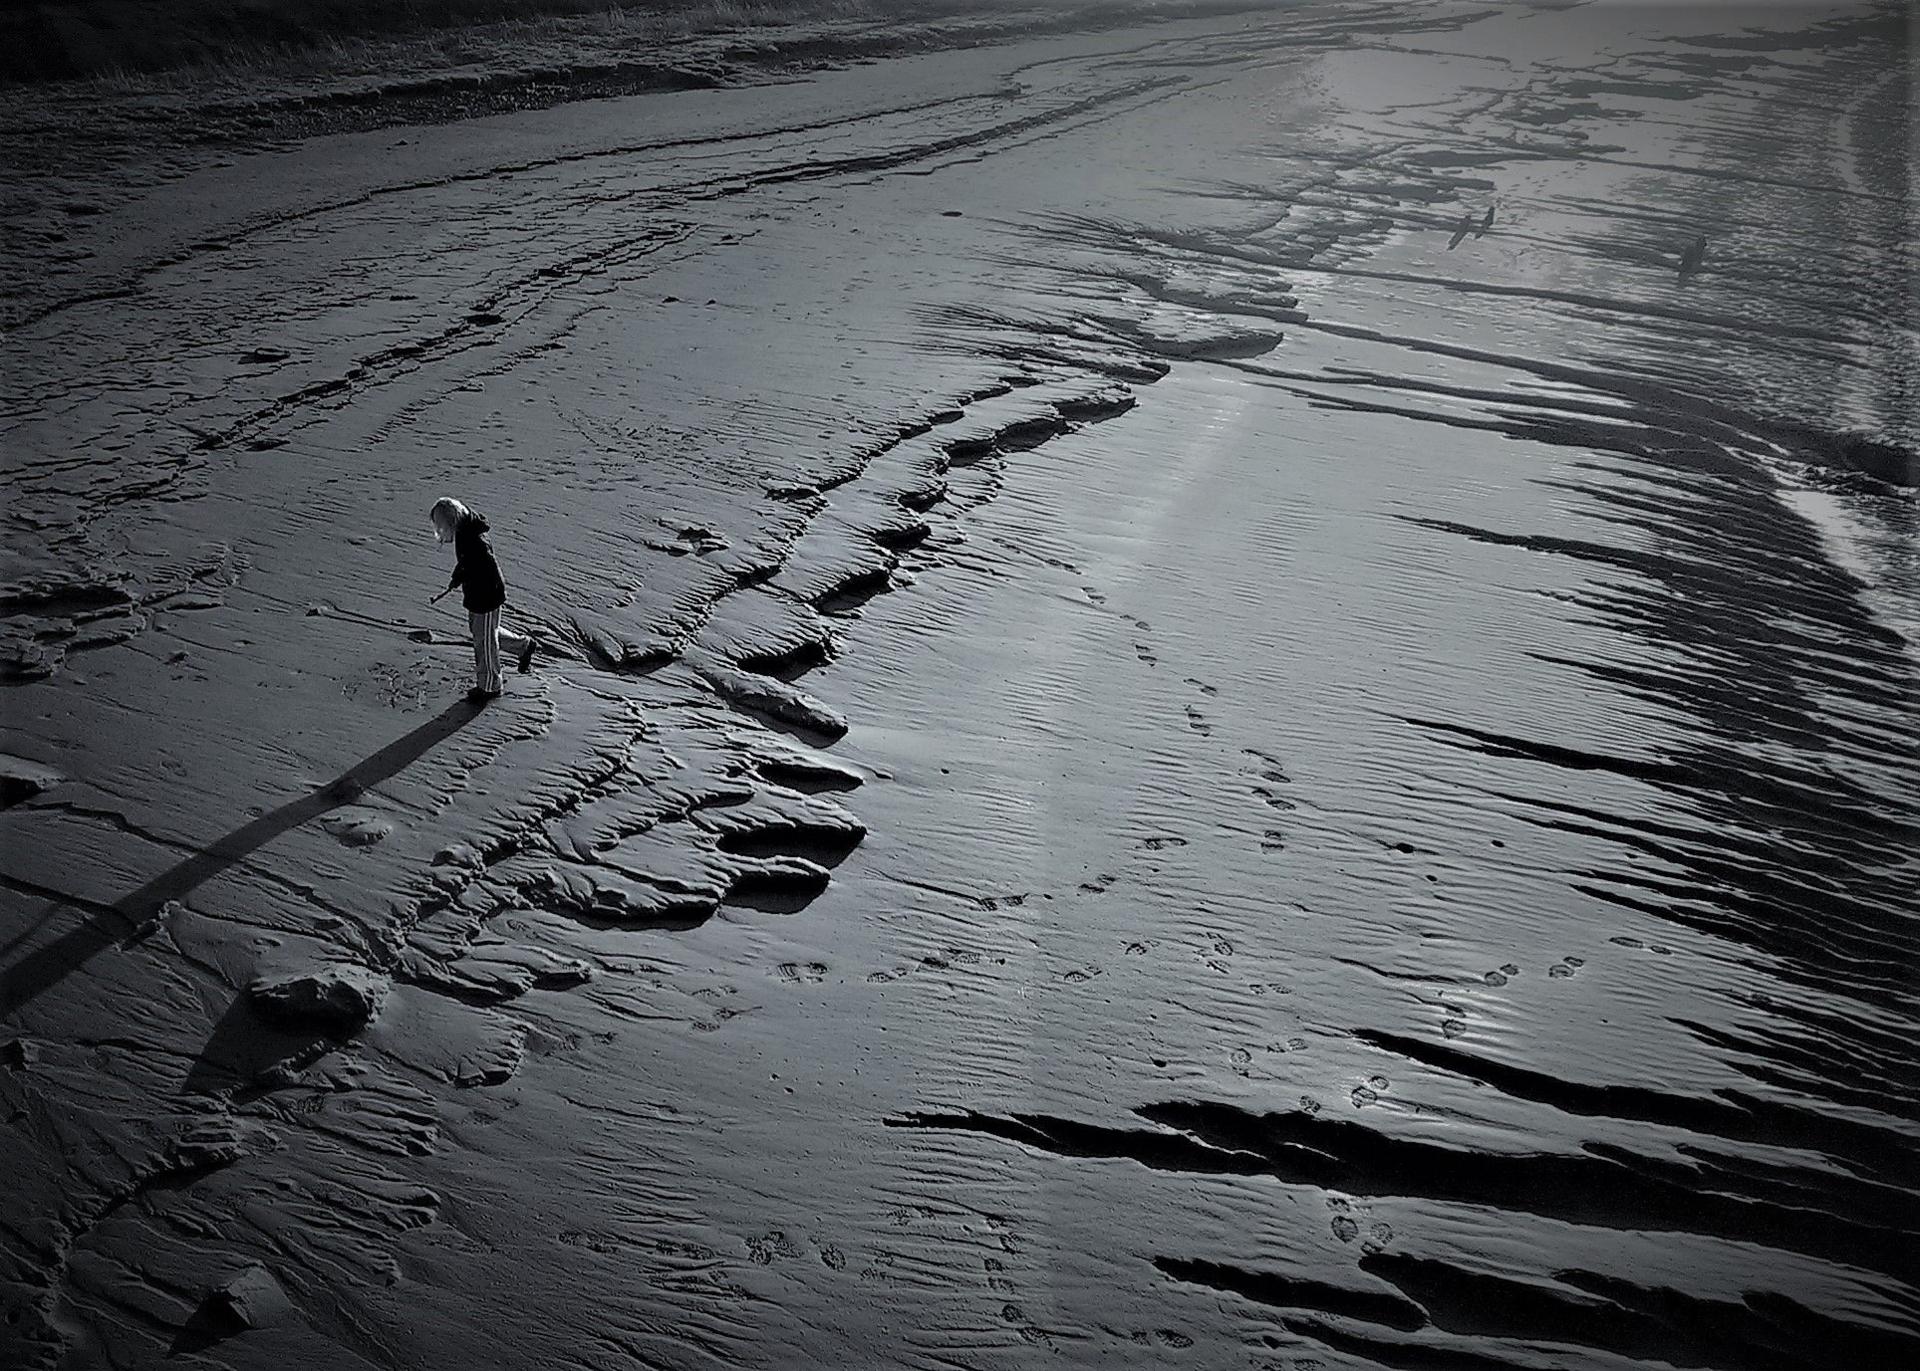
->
[428,497,535,698]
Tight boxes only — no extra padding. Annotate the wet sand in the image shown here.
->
[3,2,1917,1368]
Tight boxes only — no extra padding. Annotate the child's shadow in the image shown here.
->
[1,697,487,1018]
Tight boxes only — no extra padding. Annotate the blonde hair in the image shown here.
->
[429,497,469,543]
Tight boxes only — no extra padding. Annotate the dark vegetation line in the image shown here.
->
[1,0,1262,86]
[4,0,946,82]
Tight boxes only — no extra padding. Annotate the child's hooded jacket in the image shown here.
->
[448,511,507,613]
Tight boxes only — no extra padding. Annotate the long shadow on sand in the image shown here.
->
[0,697,486,1019]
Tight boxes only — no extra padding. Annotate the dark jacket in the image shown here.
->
[448,512,507,613]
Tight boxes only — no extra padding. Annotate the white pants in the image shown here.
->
[468,609,530,693]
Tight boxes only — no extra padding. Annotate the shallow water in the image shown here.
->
[2,2,1915,1368]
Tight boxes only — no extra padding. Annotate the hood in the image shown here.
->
[461,512,490,534]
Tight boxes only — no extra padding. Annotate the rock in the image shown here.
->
[68,614,144,650]
[167,1116,266,1172]
[208,1263,291,1330]
[250,963,390,1033]
[0,752,63,806]
[695,659,848,739]
[0,633,62,682]
[753,747,864,793]
[319,808,393,847]
[431,841,484,869]
[1054,382,1136,421]
[454,1020,527,1088]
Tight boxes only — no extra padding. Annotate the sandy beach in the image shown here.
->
[3,1,1917,1367]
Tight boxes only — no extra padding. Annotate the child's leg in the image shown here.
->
[496,619,537,673]
[496,622,532,657]
[469,609,503,693]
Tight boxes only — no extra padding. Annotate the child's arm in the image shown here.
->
[431,555,466,604]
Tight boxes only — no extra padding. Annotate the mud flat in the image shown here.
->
[3,2,1916,1368]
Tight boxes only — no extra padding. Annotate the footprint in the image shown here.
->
[1184,678,1219,697]
[820,1245,847,1271]
[1331,1215,1359,1243]
[1156,1330,1195,1349]
[559,1229,622,1254]
[1059,964,1105,983]
[1135,643,1159,665]
[986,1214,1024,1254]
[1185,705,1212,735]
[775,962,828,984]
[1080,873,1116,893]
[690,1010,745,1033]
[1483,969,1509,987]
[1261,829,1286,851]
[746,1231,801,1265]
[1244,748,1291,783]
